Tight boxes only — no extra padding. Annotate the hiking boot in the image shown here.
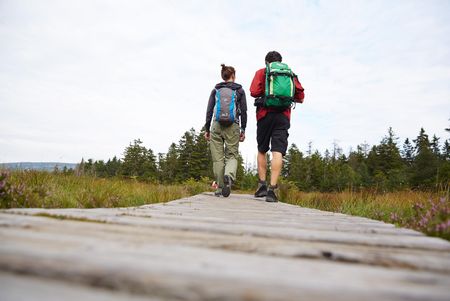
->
[254,180,268,197]
[265,186,278,203]
[214,188,222,197]
[222,175,232,197]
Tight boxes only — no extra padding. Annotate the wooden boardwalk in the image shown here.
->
[1,193,449,301]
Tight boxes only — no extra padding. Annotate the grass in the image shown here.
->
[0,170,209,209]
[279,183,450,240]
[1,169,448,240]
[34,212,108,223]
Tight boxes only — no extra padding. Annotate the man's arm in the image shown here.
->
[204,89,216,133]
[250,69,265,98]
[294,76,305,103]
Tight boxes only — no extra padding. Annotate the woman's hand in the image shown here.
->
[239,131,245,142]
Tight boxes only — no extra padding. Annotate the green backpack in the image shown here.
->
[264,62,295,108]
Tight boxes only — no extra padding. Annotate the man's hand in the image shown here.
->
[239,131,245,142]
[204,131,210,141]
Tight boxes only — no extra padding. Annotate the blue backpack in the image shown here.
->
[214,87,237,126]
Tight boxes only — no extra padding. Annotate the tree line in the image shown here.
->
[283,127,449,192]
[77,126,449,192]
[78,128,249,188]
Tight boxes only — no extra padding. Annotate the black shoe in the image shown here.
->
[222,175,232,197]
[214,189,222,197]
[265,187,278,203]
[254,181,267,197]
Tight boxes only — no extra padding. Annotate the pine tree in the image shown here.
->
[177,129,196,181]
[191,128,212,180]
[309,150,324,191]
[366,128,406,190]
[283,144,305,189]
[431,135,441,157]
[141,148,157,181]
[84,159,95,176]
[443,140,450,161]
[411,128,439,188]
[414,128,430,153]
[348,145,369,188]
[159,143,180,183]
[121,139,157,180]
[105,156,121,177]
[94,160,106,177]
[401,138,414,166]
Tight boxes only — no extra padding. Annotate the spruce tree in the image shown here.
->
[105,156,121,177]
[401,138,414,166]
[191,128,212,180]
[160,143,180,183]
[443,140,450,161]
[121,139,157,181]
[431,135,441,157]
[367,128,405,190]
[283,144,304,189]
[177,129,196,181]
[411,128,438,188]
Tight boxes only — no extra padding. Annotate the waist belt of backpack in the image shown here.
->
[265,95,295,110]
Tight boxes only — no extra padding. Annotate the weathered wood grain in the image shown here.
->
[1,193,449,301]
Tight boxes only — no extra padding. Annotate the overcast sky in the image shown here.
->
[1,0,449,165]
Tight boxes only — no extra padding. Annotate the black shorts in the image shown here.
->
[257,112,290,156]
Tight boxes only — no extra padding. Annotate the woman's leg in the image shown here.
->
[210,122,225,187]
[223,123,240,181]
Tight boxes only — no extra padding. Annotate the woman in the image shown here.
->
[204,64,247,197]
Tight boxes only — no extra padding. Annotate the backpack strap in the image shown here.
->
[214,89,220,121]
[230,90,236,122]
[265,63,271,96]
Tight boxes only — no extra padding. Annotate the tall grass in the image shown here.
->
[1,170,448,240]
[279,182,450,240]
[0,170,208,209]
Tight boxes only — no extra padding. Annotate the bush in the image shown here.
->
[407,198,450,240]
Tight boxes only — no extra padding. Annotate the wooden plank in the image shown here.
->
[0,272,159,301]
[5,195,448,251]
[1,213,449,273]
[0,193,449,301]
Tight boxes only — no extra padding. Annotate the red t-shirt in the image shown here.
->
[250,68,305,121]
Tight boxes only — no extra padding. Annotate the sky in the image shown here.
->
[1,0,449,165]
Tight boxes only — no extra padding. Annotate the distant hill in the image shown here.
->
[0,162,78,171]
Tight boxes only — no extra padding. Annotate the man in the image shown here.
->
[205,64,247,197]
[250,51,305,202]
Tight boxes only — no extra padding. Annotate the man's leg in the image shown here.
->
[270,151,283,186]
[266,113,290,203]
[255,115,272,198]
[266,152,282,202]
[254,151,268,197]
[257,151,267,182]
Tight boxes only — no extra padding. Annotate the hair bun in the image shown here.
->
[221,64,226,69]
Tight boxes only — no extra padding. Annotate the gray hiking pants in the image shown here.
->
[210,121,239,187]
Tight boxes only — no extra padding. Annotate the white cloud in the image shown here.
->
[1,0,449,164]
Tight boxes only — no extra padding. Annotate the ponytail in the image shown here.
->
[221,64,236,81]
